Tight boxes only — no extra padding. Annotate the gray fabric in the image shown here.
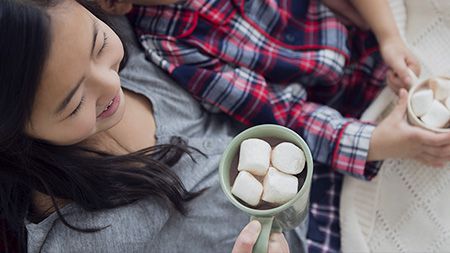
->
[26,18,307,253]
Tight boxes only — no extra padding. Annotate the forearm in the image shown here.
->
[349,0,401,43]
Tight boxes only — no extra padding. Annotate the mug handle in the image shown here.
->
[250,216,282,253]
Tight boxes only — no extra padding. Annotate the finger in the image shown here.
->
[423,149,450,161]
[387,70,406,93]
[391,70,408,90]
[232,221,261,253]
[432,134,450,146]
[423,144,450,159]
[417,153,444,167]
[406,54,422,77]
[417,131,450,146]
[417,154,445,168]
[416,139,450,163]
[268,233,290,253]
[435,141,450,150]
[390,58,413,87]
[391,88,408,119]
[423,148,449,160]
[411,129,443,146]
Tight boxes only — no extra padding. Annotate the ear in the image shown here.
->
[96,0,133,16]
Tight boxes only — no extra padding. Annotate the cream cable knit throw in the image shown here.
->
[340,0,450,252]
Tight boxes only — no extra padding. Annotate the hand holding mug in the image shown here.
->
[368,89,450,167]
[232,221,290,253]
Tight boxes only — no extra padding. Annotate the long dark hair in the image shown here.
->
[0,1,198,252]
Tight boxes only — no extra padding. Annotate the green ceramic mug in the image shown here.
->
[219,124,313,253]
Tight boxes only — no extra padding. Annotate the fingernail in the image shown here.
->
[248,221,261,234]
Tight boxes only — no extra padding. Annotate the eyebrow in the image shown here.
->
[54,18,98,115]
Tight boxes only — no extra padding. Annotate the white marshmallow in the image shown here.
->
[271,142,305,175]
[411,89,434,117]
[430,78,450,100]
[231,171,263,207]
[420,100,450,128]
[446,97,450,111]
[262,167,298,205]
[237,138,271,176]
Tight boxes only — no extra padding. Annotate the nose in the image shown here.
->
[88,32,124,114]
[86,66,121,113]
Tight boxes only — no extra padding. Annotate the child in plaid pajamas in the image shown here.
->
[96,0,450,252]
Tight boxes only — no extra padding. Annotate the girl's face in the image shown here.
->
[26,0,126,145]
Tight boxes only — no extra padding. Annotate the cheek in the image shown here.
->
[27,114,97,146]
[68,115,97,143]
[49,105,98,145]
[46,115,97,146]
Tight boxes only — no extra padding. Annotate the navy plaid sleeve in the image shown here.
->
[142,50,379,179]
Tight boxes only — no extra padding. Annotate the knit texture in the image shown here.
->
[340,0,450,252]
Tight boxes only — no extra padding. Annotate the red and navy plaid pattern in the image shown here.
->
[127,0,387,251]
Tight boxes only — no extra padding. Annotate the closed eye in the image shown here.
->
[69,96,85,118]
[98,31,109,56]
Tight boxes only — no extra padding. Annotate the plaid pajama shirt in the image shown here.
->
[127,0,387,251]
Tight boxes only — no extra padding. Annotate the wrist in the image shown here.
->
[367,126,385,161]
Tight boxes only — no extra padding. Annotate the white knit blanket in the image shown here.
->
[340,0,450,252]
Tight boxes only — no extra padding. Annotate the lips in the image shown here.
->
[97,92,120,119]
[104,99,114,112]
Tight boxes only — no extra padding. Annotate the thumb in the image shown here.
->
[392,88,408,119]
[232,221,261,253]
[406,56,421,78]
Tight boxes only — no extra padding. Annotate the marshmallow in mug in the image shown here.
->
[420,100,450,128]
[411,89,434,117]
[237,138,271,176]
[271,142,306,174]
[430,77,450,100]
[262,167,298,205]
[446,96,450,111]
[231,171,263,207]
